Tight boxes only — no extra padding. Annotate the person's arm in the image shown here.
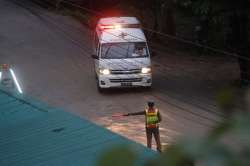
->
[157,111,162,122]
[124,111,145,116]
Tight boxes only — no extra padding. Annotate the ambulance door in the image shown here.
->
[93,33,100,75]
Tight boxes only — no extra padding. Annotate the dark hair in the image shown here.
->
[148,101,154,107]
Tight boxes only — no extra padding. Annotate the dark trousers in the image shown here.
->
[146,127,161,152]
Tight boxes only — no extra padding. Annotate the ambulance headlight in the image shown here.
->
[141,67,151,74]
[100,69,110,75]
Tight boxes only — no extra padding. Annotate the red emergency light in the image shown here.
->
[99,24,122,30]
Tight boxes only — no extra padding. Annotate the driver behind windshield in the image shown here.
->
[133,45,146,57]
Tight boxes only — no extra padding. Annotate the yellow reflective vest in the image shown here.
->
[145,108,159,128]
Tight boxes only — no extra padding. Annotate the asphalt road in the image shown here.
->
[0,0,223,149]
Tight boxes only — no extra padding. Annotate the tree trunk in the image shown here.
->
[231,12,250,85]
[153,0,176,41]
[162,0,176,36]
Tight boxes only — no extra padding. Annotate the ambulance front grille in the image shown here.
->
[110,78,142,83]
[110,69,141,75]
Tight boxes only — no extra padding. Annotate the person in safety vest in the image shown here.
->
[0,64,14,88]
[123,101,162,152]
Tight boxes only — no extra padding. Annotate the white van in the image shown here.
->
[92,17,152,91]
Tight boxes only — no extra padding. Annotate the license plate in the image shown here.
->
[121,82,132,86]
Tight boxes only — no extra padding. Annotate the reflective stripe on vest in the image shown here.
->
[145,108,159,126]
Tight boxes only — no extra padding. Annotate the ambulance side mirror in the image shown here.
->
[91,54,98,59]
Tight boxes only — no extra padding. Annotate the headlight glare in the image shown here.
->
[141,67,151,74]
[100,69,110,75]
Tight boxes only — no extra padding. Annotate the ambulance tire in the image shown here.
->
[144,85,152,91]
[97,79,104,93]
[98,85,104,93]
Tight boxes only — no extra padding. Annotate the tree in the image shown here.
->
[153,0,176,38]
[178,0,250,85]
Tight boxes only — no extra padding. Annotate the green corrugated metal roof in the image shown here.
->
[0,87,155,166]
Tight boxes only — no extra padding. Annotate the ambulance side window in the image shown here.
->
[94,32,100,57]
[93,32,96,51]
[97,43,100,58]
[94,33,97,51]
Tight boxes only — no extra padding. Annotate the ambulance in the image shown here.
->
[92,17,152,91]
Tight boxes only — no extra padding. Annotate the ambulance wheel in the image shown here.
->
[97,79,104,93]
[145,86,152,91]
[98,85,104,93]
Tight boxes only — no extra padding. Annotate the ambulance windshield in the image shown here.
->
[101,42,149,59]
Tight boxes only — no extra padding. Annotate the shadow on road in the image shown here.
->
[98,87,153,96]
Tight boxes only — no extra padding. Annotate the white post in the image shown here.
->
[10,68,23,94]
